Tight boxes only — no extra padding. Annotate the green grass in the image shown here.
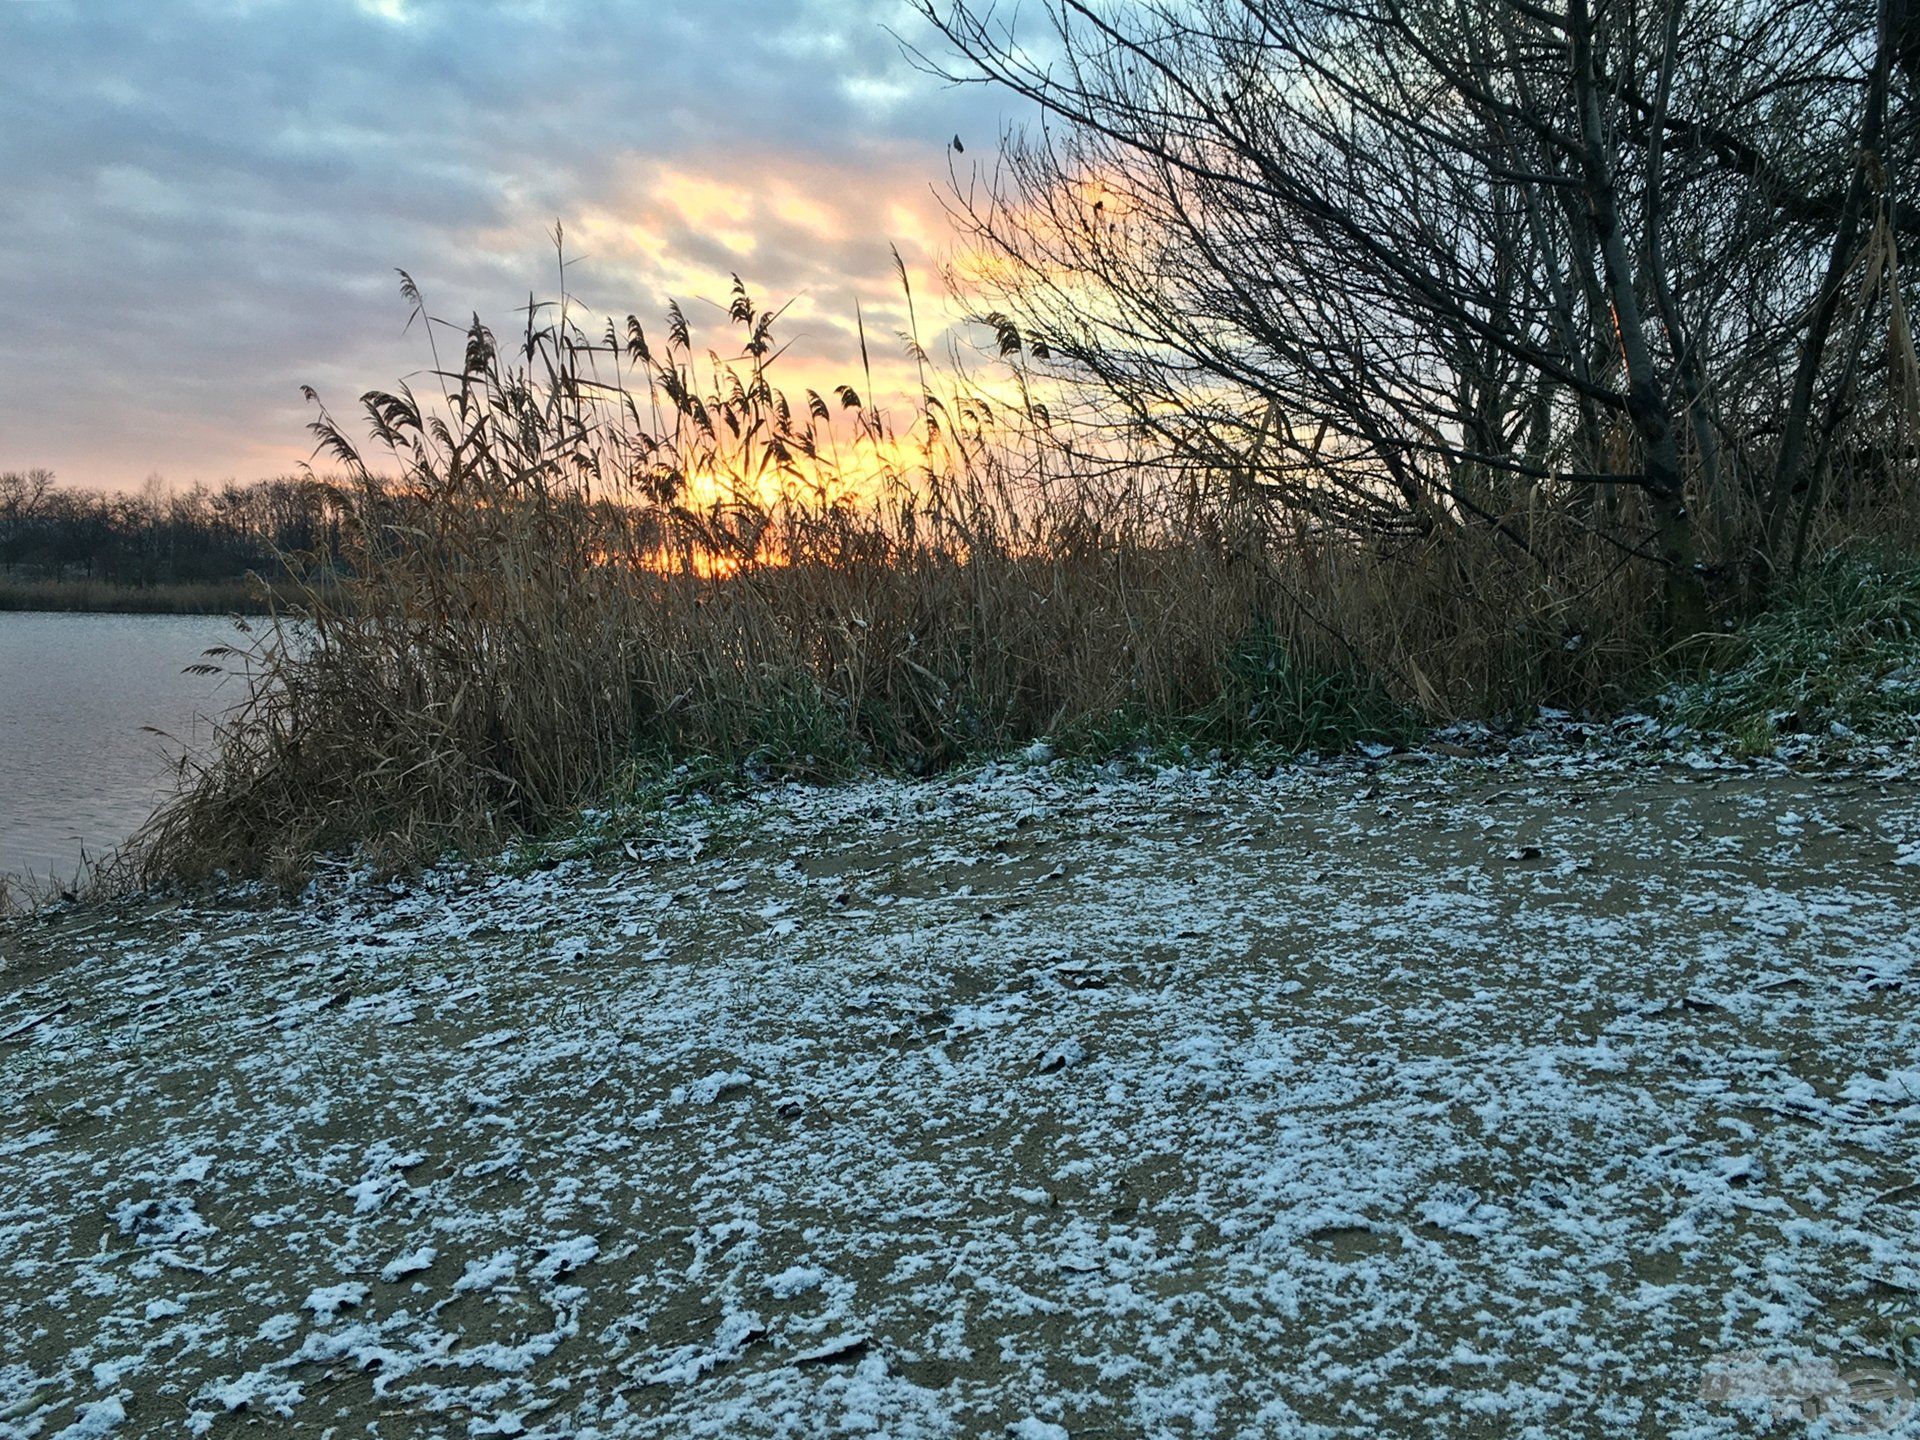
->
[1048,625,1422,766]
[1661,553,1920,755]
[500,755,752,875]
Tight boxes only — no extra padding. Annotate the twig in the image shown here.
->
[0,999,74,1044]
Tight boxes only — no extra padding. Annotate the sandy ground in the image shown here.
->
[3,732,1919,1438]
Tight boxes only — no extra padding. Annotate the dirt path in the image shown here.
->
[3,744,1919,1438]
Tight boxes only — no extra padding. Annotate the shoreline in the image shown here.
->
[0,580,287,616]
[6,711,1913,918]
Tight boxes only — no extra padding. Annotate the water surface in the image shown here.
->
[0,611,242,883]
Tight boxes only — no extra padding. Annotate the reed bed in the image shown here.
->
[128,273,1899,885]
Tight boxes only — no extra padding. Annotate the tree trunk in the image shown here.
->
[1757,0,1893,600]
[1569,0,1709,639]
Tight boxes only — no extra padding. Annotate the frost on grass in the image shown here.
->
[2,732,1919,1437]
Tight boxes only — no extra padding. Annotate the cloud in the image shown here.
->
[0,0,1015,485]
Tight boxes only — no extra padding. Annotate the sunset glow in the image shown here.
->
[0,1,1018,490]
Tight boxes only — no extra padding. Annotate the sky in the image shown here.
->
[0,0,1017,489]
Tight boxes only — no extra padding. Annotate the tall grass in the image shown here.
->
[128,264,1900,886]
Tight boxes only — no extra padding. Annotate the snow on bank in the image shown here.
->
[1,739,1918,1437]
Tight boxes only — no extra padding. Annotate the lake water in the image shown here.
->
[0,611,245,883]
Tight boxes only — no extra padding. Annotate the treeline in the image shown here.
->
[0,470,349,589]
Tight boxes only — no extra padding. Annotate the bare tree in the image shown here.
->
[0,467,55,527]
[916,0,1915,632]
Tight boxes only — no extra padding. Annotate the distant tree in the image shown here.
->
[0,471,351,586]
[0,468,55,563]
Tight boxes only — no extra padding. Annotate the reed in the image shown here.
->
[128,266,1907,886]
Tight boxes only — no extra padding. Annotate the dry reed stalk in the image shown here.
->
[129,269,1910,886]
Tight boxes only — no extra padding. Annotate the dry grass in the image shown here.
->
[127,269,1909,886]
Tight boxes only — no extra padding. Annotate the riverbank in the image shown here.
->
[0,578,292,615]
[4,739,1918,1437]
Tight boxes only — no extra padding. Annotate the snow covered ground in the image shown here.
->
[3,735,1919,1437]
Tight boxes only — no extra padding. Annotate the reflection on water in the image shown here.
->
[0,611,244,883]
